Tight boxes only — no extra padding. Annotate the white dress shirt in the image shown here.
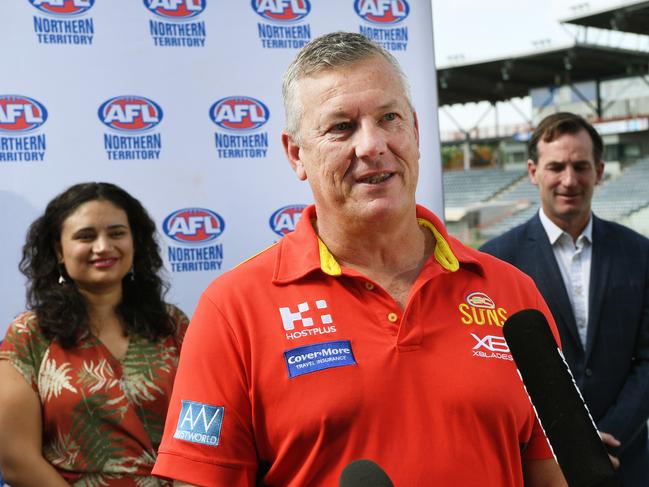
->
[539,208,593,349]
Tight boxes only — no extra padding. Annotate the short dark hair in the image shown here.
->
[528,112,603,164]
[20,182,174,348]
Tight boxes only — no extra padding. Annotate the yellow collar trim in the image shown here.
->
[417,218,460,272]
[317,219,460,276]
[318,238,342,276]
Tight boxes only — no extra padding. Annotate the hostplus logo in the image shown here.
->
[280,299,337,340]
[458,291,509,327]
[269,204,306,237]
[29,0,95,45]
[163,208,225,273]
[210,96,270,159]
[355,0,409,51]
[145,0,207,48]
[0,95,48,163]
[471,333,513,361]
[98,96,164,160]
[253,0,312,50]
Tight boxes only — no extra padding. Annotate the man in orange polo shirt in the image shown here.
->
[153,32,567,486]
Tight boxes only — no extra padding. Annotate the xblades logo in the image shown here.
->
[471,333,513,361]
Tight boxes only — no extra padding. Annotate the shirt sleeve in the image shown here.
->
[0,312,48,391]
[153,293,258,486]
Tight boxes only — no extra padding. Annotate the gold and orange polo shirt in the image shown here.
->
[154,204,559,486]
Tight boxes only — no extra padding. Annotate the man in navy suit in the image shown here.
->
[481,112,649,486]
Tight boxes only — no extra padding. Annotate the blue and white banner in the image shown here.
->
[0,0,442,335]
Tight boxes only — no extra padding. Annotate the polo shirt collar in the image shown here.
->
[273,205,480,284]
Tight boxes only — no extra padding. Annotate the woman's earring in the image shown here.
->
[128,267,135,282]
[58,265,66,285]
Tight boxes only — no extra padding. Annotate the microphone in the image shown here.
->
[339,459,394,487]
[503,309,620,487]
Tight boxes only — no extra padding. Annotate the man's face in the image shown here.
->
[528,129,604,230]
[282,56,420,225]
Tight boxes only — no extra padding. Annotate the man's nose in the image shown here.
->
[562,166,578,186]
[354,121,387,160]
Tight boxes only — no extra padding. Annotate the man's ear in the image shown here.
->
[282,131,307,181]
[413,111,420,149]
[527,159,539,185]
[595,160,605,184]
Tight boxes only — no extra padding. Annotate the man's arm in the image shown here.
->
[596,250,649,451]
[523,458,567,487]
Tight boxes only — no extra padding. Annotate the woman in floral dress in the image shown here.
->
[0,182,189,486]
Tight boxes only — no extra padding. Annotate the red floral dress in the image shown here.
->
[0,305,188,486]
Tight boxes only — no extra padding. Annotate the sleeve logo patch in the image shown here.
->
[284,340,356,378]
[174,400,224,447]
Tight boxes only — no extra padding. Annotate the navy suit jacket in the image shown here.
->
[481,212,649,486]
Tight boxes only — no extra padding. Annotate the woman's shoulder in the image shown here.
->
[164,303,188,324]
[164,303,189,345]
[1,311,51,386]
[2,310,45,343]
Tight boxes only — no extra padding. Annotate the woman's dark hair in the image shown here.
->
[20,182,174,347]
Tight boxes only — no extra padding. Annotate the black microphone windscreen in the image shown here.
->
[503,309,620,487]
[339,459,394,487]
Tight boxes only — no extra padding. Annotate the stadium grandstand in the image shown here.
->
[438,0,649,246]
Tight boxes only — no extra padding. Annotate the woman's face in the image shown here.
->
[58,199,134,294]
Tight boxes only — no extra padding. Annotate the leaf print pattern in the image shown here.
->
[78,359,120,393]
[38,350,78,401]
[44,430,81,468]
[0,306,188,485]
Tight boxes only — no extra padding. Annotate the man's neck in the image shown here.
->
[540,207,592,243]
[315,211,434,308]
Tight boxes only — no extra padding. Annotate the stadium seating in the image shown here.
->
[442,159,649,243]
[443,168,526,208]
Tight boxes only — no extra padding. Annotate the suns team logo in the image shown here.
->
[144,0,206,20]
[354,0,409,25]
[28,0,95,16]
[458,292,508,327]
[0,95,48,133]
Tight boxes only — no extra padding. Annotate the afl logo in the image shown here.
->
[144,0,206,20]
[163,208,225,245]
[209,96,269,132]
[354,0,409,24]
[466,292,495,309]
[269,205,306,237]
[252,0,311,23]
[0,95,48,133]
[29,0,95,16]
[98,96,163,133]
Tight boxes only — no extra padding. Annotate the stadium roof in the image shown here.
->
[436,42,649,106]
[560,1,649,35]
